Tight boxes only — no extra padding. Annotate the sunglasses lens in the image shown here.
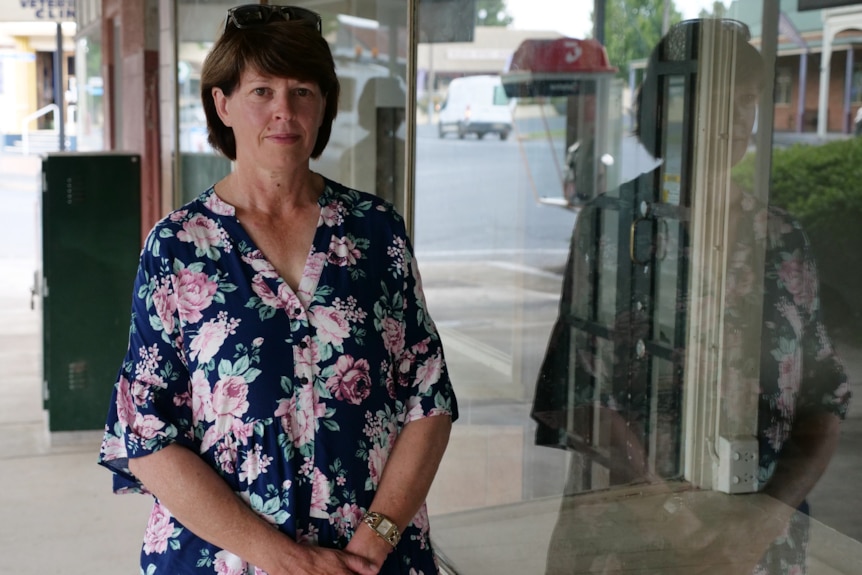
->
[231,6,267,28]
[278,7,322,31]
[225,5,322,33]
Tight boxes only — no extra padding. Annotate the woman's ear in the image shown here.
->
[212,87,232,127]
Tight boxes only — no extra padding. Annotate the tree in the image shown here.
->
[699,1,729,19]
[475,0,513,27]
[596,0,682,79]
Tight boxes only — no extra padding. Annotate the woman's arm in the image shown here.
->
[344,414,453,569]
[761,410,842,508]
[129,444,378,575]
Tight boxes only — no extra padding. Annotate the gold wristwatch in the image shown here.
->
[362,511,400,547]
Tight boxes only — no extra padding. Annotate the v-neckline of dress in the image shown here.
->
[201,184,331,313]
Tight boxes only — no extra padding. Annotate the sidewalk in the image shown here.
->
[0,259,154,574]
[0,155,152,574]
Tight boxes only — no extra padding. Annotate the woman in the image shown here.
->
[98,5,458,574]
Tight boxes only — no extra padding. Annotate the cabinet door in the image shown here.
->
[42,153,141,432]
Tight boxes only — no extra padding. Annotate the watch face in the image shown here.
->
[378,517,394,533]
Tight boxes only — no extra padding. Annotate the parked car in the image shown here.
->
[438,75,513,140]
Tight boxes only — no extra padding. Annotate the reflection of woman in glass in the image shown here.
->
[534,19,850,574]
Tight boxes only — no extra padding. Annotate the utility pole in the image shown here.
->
[593,0,605,44]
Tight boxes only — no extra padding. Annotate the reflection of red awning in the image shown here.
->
[508,38,616,74]
[502,38,617,97]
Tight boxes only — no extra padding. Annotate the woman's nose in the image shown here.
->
[274,95,294,119]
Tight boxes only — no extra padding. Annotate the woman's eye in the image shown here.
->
[295,88,311,97]
[253,87,269,96]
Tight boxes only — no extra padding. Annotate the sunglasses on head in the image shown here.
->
[224,4,322,34]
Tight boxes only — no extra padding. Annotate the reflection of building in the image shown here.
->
[416,26,562,95]
[627,1,862,136]
[752,1,862,135]
[0,21,76,152]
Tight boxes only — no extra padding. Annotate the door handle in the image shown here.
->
[629,217,652,265]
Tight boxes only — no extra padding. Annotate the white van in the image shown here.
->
[438,75,513,140]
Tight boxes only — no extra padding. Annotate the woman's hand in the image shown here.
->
[343,521,393,574]
[270,544,379,575]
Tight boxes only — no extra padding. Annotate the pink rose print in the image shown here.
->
[175,268,218,324]
[177,214,223,253]
[239,444,273,484]
[415,353,443,394]
[142,502,175,555]
[305,251,327,277]
[276,283,303,313]
[325,355,372,405]
[319,202,343,227]
[188,315,239,364]
[294,336,321,383]
[310,306,350,346]
[116,375,137,428]
[100,435,127,460]
[168,209,188,222]
[327,235,361,267]
[299,252,329,300]
[275,384,326,447]
[151,276,176,334]
[203,193,236,216]
[213,550,247,575]
[368,442,389,488]
[242,250,279,278]
[251,274,281,309]
[331,503,363,538]
[777,256,816,309]
[213,435,239,474]
[405,396,427,423]
[310,467,332,519]
[211,374,250,430]
[132,413,166,441]
[190,369,213,425]
[381,317,406,357]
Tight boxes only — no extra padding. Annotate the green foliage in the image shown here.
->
[475,0,513,27]
[698,1,729,19]
[599,0,683,79]
[732,137,862,338]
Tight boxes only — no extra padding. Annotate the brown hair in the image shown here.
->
[200,20,340,160]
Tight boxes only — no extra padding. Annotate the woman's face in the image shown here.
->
[730,77,761,167]
[213,66,326,170]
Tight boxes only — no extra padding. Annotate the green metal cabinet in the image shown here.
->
[41,152,141,432]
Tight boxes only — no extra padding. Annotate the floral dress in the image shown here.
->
[98,180,458,575]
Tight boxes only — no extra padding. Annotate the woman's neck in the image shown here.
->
[215,166,323,217]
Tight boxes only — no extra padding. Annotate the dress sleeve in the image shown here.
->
[795,230,852,419]
[389,229,458,426]
[97,227,194,494]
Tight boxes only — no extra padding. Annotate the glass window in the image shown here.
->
[74,31,105,151]
[852,61,862,103]
[776,65,792,104]
[416,2,862,573]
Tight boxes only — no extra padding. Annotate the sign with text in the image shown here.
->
[1,0,76,22]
